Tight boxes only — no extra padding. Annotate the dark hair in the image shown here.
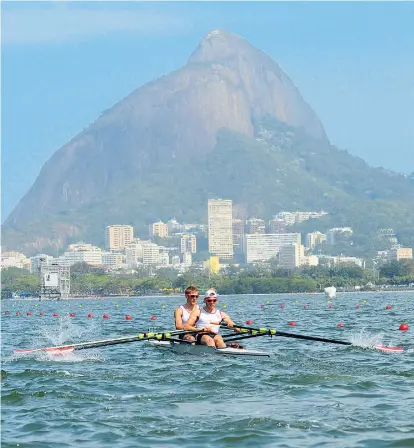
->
[185,285,199,295]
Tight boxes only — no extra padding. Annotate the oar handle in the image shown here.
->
[220,323,352,346]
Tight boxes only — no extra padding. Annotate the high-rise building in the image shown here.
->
[246,218,266,234]
[268,218,287,234]
[278,244,301,268]
[150,221,169,239]
[183,252,192,267]
[244,233,301,263]
[181,234,197,253]
[208,199,233,259]
[125,239,144,268]
[105,225,134,251]
[142,242,160,265]
[232,219,246,253]
[306,231,327,249]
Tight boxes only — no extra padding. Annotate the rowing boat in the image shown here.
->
[149,340,271,357]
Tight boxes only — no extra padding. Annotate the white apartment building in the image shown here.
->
[300,255,319,267]
[105,225,134,251]
[246,218,266,234]
[29,254,55,274]
[275,211,328,225]
[142,242,160,265]
[278,244,301,268]
[1,251,30,270]
[181,234,196,253]
[167,218,181,233]
[158,252,170,266]
[102,252,124,268]
[208,199,234,259]
[61,248,103,266]
[150,221,169,239]
[183,252,192,267]
[318,255,365,268]
[306,232,327,249]
[245,233,301,263]
[125,239,144,268]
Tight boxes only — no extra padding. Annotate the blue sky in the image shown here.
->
[2,1,414,221]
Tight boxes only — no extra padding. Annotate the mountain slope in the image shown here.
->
[5,29,326,228]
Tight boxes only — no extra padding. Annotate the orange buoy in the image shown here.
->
[87,313,93,318]
[289,321,296,326]
[246,320,253,325]
[150,316,157,321]
[399,323,409,331]
[103,314,109,319]
[125,315,132,321]
[386,305,392,310]
[337,323,344,327]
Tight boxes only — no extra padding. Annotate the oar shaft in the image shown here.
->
[221,323,352,346]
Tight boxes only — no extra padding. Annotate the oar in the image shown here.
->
[13,329,201,355]
[220,324,404,353]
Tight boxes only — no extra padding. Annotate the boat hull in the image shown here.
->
[150,340,271,357]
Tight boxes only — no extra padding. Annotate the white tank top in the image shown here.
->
[180,305,200,324]
[196,308,223,334]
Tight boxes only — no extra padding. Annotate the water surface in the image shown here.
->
[2,292,413,447]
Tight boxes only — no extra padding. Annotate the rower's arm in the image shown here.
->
[221,312,240,331]
[174,308,184,330]
[183,309,200,331]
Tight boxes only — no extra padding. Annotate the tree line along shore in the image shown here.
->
[1,260,414,299]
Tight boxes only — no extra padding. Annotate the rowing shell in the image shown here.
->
[150,340,271,357]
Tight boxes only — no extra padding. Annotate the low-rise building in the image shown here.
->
[245,233,301,263]
[388,247,413,261]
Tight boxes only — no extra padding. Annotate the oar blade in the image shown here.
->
[375,345,404,353]
[45,347,75,356]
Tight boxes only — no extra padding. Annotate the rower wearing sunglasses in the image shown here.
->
[184,289,237,348]
[174,285,201,342]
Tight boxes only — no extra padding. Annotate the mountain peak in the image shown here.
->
[188,29,251,64]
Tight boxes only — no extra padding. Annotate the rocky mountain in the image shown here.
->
[3,29,414,254]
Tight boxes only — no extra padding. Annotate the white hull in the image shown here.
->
[149,340,270,357]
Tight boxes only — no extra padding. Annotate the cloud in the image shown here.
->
[1,3,191,46]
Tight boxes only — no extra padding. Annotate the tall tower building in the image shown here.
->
[181,234,197,253]
[105,225,134,251]
[208,199,234,260]
[150,221,169,239]
[268,218,287,234]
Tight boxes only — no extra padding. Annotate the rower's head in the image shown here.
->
[204,288,219,308]
[184,285,199,305]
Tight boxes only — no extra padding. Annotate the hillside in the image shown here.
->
[3,30,414,255]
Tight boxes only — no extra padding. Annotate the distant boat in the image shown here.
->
[324,286,337,298]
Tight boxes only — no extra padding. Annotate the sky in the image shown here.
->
[2,1,414,221]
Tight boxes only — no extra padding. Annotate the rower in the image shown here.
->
[174,285,200,342]
[184,289,237,348]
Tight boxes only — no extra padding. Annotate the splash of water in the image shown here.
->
[349,329,384,349]
[35,315,98,346]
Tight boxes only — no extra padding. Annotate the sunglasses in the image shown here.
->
[189,294,199,298]
[205,298,217,303]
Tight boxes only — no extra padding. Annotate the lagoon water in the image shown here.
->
[2,292,414,448]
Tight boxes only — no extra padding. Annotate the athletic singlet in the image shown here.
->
[195,308,223,334]
[179,304,200,325]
